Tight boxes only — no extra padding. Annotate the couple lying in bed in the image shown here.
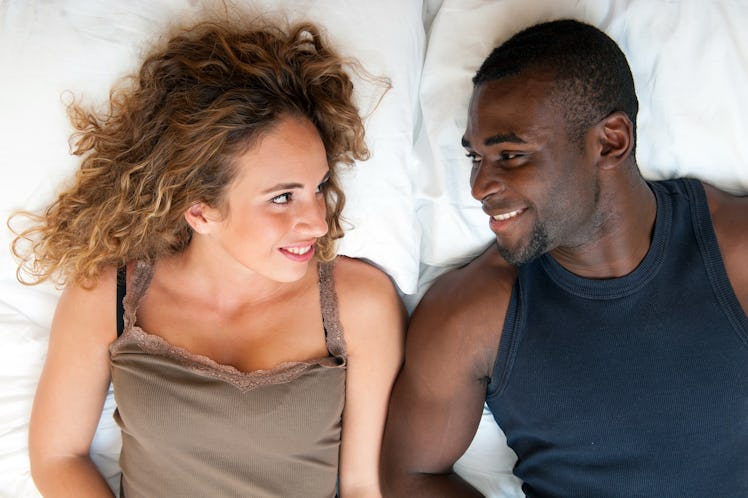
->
[11,13,747,498]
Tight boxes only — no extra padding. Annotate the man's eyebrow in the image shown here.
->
[484,133,526,146]
[461,133,527,149]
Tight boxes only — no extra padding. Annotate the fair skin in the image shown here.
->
[29,115,405,497]
[381,69,748,496]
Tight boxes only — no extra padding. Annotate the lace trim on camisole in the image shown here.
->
[109,260,346,393]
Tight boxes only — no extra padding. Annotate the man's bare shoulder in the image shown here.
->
[406,243,517,378]
[702,182,748,310]
[417,243,516,321]
[702,182,748,232]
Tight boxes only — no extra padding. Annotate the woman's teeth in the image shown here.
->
[285,245,312,255]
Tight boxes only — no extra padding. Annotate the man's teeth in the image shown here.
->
[286,245,312,255]
[493,209,523,221]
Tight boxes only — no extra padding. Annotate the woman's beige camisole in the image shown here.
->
[109,260,346,498]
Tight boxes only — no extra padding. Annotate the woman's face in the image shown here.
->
[195,115,330,283]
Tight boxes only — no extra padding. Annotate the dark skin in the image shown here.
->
[380,68,748,496]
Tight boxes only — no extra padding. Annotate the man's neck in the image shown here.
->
[549,175,656,280]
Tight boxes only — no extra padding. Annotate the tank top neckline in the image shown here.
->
[537,181,672,300]
[110,259,346,392]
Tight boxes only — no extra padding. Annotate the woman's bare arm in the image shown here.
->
[335,257,406,498]
[29,268,118,497]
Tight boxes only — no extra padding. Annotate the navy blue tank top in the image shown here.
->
[486,179,748,497]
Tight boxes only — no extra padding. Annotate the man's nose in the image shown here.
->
[470,161,506,203]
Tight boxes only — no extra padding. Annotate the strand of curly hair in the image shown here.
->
[9,18,374,288]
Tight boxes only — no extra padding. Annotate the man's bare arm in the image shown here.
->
[381,247,515,497]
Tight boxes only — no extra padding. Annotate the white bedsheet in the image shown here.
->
[1,1,746,496]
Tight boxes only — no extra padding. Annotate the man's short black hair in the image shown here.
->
[474,19,638,150]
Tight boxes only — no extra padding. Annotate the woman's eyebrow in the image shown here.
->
[261,182,303,194]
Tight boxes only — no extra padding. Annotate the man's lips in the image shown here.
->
[491,207,525,221]
[486,207,527,233]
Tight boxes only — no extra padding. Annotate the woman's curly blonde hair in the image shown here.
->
[10,18,370,287]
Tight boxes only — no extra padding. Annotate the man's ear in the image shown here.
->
[184,202,216,234]
[597,111,634,169]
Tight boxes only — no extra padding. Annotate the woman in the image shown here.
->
[12,17,404,498]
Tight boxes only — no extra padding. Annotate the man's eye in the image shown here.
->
[465,153,481,165]
[271,193,292,204]
[501,151,521,161]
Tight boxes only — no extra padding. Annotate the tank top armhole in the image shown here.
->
[317,260,347,362]
[487,279,524,400]
[116,266,127,338]
[683,179,748,344]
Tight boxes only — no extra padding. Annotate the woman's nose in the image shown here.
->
[298,196,328,237]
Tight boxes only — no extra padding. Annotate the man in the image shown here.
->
[381,19,748,497]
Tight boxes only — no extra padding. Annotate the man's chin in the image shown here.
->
[496,239,548,267]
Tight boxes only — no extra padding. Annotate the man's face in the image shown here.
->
[462,69,601,266]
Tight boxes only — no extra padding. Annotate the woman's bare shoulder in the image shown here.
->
[55,266,120,342]
[329,256,401,300]
[327,256,405,344]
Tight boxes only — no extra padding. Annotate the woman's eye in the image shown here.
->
[271,193,292,204]
[316,180,328,194]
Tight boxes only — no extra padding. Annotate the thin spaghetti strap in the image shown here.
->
[318,261,347,361]
[116,266,126,337]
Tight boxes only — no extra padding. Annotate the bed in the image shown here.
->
[1,0,746,496]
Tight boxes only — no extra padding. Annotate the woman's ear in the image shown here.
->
[184,202,216,234]
[597,111,634,169]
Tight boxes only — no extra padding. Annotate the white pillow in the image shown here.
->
[0,0,424,291]
[0,1,424,495]
[416,0,748,271]
[248,0,425,294]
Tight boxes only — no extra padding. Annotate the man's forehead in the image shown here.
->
[463,81,527,143]
[471,69,555,104]
[464,78,557,148]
